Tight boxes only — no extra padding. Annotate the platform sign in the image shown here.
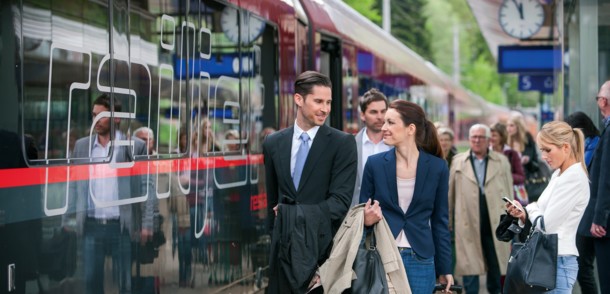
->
[498,45,561,73]
[518,74,555,94]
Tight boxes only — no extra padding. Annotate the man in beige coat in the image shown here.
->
[449,124,512,294]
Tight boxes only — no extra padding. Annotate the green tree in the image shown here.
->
[382,0,432,60]
[343,0,381,24]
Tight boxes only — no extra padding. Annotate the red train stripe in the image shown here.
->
[0,154,264,189]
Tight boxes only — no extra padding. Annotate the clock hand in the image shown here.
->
[511,0,524,19]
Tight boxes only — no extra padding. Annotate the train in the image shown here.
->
[0,0,507,293]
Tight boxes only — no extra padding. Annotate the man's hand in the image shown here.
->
[140,228,153,243]
[363,198,382,226]
[273,205,279,217]
[438,274,455,293]
[591,223,607,238]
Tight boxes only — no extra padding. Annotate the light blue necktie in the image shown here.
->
[293,132,310,190]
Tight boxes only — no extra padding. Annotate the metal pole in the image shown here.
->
[383,0,391,33]
[453,24,460,83]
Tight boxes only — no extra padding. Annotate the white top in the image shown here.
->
[290,122,319,176]
[396,176,415,247]
[525,163,589,256]
[89,132,121,219]
[362,128,391,168]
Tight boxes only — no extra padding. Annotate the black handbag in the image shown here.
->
[524,161,551,202]
[350,228,388,294]
[504,216,558,293]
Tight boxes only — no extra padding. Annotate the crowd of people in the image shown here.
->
[263,71,610,294]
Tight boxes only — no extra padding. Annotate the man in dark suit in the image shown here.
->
[263,71,357,293]
[351,88,389,207]
[579,80,610,293]
[64,94,153,294]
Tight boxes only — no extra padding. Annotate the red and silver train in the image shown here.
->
[0,0,502,292]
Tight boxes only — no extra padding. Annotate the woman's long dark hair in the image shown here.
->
[389,100,443,158]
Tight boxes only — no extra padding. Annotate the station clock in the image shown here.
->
[498,0,545,39]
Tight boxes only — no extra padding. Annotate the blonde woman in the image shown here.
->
[506,121,590,294]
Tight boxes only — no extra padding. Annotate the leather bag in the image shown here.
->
[524,162,551,202]
[351,228,388,294]
[504,216,558,293]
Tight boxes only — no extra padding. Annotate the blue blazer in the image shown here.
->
[359,149,452,275]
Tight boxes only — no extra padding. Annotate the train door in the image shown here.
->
[320,35,343,129]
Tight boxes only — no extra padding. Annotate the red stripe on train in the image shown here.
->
[0,154,264,189]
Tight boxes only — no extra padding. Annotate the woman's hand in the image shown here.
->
[505,201,526,223]
[438,274,454,293]
[521,155,530,165]
[363,198,382,226]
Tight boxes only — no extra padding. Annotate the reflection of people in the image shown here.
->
[264,71,357,293]
[360,100,454,293]
[351,88,390,207]
[437,127,456,168]
[565,111,600,294]
[506,121,589,294]
[449,124,512,294]
[224,129,240,151]
[133,127,156,155]
[64,94,152,294]
[578,80,610,293]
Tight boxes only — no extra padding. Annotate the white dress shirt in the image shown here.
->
[88,132,121,219]
[290,122,320,176]
[525,163,590,256]
[362,128,391,168]
[396,176,415,247]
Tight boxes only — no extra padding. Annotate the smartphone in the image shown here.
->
[502,197,524,213]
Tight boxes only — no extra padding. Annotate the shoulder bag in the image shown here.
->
[504,216,557,293]
[350,227,388,294]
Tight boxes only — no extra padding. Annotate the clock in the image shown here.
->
[220,6,266,45]
[498,0,545,39]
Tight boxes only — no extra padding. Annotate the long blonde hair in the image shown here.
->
[507,115,528,152]
[537,121,587,176]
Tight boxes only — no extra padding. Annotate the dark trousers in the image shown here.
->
[462,232,502,294]
[84,219,132,294]
[576,234,598,293]
[596,237,610,293]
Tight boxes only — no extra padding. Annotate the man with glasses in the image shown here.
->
[449,124,513,294]
[579,80,610,292]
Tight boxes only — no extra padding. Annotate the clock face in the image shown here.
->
[221,6,266,45]
[499,0,545,39]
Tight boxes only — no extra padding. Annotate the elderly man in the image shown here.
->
[133,127,156,155]
[449,124,513,294]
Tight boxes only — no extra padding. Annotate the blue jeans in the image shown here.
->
[546,256,578,294]
[400,248,435,294]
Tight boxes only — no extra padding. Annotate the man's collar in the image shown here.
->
[604,115,610,128]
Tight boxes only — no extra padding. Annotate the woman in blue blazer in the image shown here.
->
[361,100,453,294]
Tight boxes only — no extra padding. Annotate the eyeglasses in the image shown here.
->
[470,135,488,141]
[596,96,607,101]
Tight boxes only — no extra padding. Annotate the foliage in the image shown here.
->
[378,0,432,60]
[343,0,382,24]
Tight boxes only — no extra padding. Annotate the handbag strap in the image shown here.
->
[532,215,546,232]
[364,226,377,249]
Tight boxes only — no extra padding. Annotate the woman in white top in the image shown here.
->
[506,121,590,293]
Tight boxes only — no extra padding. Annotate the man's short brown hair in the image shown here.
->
[359,88,388,113]
[294,71,332,99]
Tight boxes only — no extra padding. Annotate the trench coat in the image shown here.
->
[449,150,512,276]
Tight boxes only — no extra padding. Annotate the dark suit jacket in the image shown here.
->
[579,122,610,236]
[359,149,452,275]
[263,124,357,233]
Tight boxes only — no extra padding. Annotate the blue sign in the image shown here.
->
[498,45,561,73]
[173,53,256,80]
[518,74,555,94]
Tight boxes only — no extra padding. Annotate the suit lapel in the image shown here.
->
[407,151,429,215]
[278,128,297,195]
[461,151,478,185]
[383,151,399,207]
[297,125,331,191]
